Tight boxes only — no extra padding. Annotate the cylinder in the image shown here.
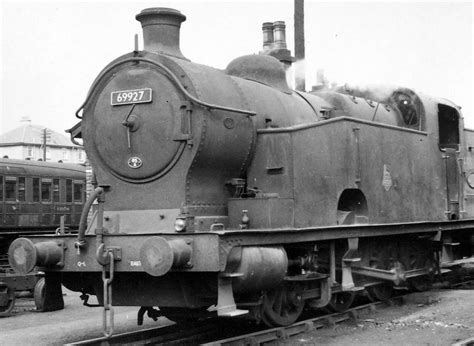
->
[232,246,288,294]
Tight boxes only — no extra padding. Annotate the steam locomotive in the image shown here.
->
[8,7,474,334]
[1,158,85,315]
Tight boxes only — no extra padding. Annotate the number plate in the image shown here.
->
[110,88,152,106]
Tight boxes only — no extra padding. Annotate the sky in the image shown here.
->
[0,0,473,135]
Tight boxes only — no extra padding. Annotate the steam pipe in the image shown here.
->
[75,187,104,249]
[95,192,105,247]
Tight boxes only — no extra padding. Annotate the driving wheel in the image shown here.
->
[366,283,393,301]
[327,291,356,312]
[261,283,305,327]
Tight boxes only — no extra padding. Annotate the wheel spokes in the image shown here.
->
[262,284,305,327]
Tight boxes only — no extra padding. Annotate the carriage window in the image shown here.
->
[18,177,26,201]
[66,179,72,202]
[33,178,40,202]
[41,180,52,202]
[53,179,60,202]
[0,176,3,201]
[74,182,84,202]
[5,177,17,201]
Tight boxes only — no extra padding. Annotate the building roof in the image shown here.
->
[0,120,78,148]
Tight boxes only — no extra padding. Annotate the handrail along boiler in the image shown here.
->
[8,7,474,334]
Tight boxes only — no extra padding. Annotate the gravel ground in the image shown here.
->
[0,289,170,345]
[286,289,474,345]
[1,287,472,345]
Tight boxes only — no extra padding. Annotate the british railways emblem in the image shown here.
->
[128,156,143,169]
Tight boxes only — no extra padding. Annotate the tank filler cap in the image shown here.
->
[226,54,292,94]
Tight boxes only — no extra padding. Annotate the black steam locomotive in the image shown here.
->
[1,158,85,315]
[8,8,474,334]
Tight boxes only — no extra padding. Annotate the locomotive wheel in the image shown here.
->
[34,277,46,311]
[261,284,305,327]
[366,283,393,302]
[327,291,356,312]
[409,276,432,292]
[0,284,16,316]
[407,257,434,292]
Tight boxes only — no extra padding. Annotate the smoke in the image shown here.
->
[286,59,306,90]
[338,82,403,103]
[291,59,306,90]
[287,60,404,104]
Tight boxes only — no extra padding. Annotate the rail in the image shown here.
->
[67,296,405,345]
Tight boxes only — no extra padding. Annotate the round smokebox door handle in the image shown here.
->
[121,104,141,149]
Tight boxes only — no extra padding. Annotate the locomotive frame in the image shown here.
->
[7,7,474,335]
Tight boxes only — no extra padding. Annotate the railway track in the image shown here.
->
[67,320,221,345]
[450,279,474,289]
[68,296,404,345]
[203,297,406,346]
[67,273,474,346]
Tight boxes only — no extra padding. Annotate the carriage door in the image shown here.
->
[438,104,461,219]
[4,176,18,226]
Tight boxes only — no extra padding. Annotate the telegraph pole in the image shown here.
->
[42,128,50,161]
[294,0,305,91]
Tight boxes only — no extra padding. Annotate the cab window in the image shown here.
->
[394,92,419,126]
[438,104,460,150]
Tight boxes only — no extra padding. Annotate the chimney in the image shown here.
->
[262,22,274,52]
[136,7,186,59]
[260,20,294,68]
[272,21,287,49]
